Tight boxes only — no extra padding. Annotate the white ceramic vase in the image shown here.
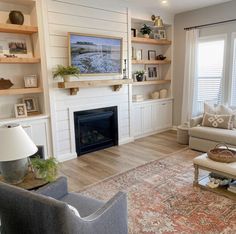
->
[151,91,160,99]
[143,34,149,39]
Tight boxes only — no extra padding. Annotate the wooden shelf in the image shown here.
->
[58,79,133,95]
[198,177,236,201]
[0,23,38,34]
[133,80,171,86]
[132,59,171,65]
[0,57,41,64]
[0,87,43,96]
[132,37,171,45]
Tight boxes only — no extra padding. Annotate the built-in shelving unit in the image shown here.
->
[131,37,171,45]
[133,80,171,86]
[132,59,171,65]
[0,0,46,122]
[58,79,133,95]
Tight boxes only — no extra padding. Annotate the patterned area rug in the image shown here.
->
[79,149,236,234]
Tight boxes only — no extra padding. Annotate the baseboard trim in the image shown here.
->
[119,137,134,145]
[57,152,77,162]
[134,127,173,140]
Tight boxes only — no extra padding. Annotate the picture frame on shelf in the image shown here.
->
[147,66,159,80]
[158,30,167,40]
[136,49,142,60]
[148,50,156,60]
[0,40,9,57]
[22,97,38,113]
[154,33,161,40]
[68,33,122,75]
[15,103,27,118]
[24,75,38,88]
[131,28,137,37]
[6,34,33,58]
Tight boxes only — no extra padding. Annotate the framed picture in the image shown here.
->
[68,33,123,75]
[147,66,159,80]
[0,40,9,57]
[154,33,161,40]
[24,75,38,88]
[136,49,142,60]
[148,50,156,60]
[158,30,167,40]
[6,34,32,58]
[22,97,38,113]
[131,28,137,37]
[15,104,27,118]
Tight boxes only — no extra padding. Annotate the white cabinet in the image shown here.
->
[133,99,172,138]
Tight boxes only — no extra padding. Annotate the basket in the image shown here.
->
[207,143,236,163]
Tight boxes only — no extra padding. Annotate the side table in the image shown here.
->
[0,172,48,190]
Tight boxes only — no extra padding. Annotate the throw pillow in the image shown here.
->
[202,113,234,129]
[204,103,233,115]
[67,204,81,218]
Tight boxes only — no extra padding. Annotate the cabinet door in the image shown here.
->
[22,119,49,158]
[151,102,161,131]
[133,105,142,137]
[159,101,172,129]
[142,104,153,134]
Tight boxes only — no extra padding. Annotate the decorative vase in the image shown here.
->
[136,74,144,82]
[143,34,149,39]
[0,78,13,90]
[9,11,24,25]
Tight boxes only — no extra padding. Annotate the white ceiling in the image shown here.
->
[126,0,232,14]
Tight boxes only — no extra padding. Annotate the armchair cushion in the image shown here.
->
[190,115,203,127]
[189,126,236,145]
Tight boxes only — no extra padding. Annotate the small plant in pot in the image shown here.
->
[140,24,152,38]
[53,65,80,82]
[134,70,145,82]
[31,157,59,182]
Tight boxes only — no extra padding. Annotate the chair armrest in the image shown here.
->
[36,176,68,199]
[81,192,128,234]
[190,115,203,128]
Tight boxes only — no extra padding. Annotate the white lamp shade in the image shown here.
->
[0,124,38,162]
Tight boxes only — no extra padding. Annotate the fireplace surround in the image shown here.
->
[74,106,118,156]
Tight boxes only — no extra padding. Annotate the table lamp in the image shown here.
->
[0,124,38,184]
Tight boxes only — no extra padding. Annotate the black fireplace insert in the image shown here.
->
[74,106,118,156]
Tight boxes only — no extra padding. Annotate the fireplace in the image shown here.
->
[74,106,118,156]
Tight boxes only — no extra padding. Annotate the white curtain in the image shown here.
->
[181,29,199,124]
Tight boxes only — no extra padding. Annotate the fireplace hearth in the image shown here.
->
[74,106,118,156]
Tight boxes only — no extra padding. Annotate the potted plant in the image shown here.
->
[31,157,59,182]
[134,70,145,82]
[53,65,80,82]
[140,24,152,38]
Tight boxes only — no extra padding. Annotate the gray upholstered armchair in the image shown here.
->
[0,177,128,234]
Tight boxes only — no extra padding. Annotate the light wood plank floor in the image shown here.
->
[60,130,187,191]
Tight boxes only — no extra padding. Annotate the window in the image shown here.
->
[193,36,226,116]
[230,36,236,106]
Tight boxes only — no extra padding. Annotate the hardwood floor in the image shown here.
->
[60,130,188,191]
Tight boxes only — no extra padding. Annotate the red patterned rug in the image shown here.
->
[79,149,236,234]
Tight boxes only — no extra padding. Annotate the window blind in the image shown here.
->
[193,38,225,115]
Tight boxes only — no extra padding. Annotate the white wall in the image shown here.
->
[173,1,236,126]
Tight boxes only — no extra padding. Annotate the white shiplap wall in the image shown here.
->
[43,0,132,161]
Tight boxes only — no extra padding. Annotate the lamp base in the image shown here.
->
[0,158,28,184]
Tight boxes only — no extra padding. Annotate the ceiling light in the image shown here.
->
[151,15,164,28]
[162,0,167,4]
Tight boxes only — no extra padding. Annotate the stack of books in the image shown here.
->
[227,181,236,193]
